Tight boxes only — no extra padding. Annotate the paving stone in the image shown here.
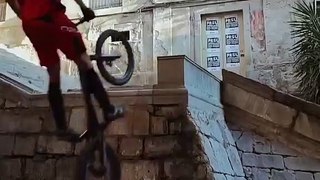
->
[284,157,320,171]
[242,153,284,169]
[270,170,295,180]
[315,173,320,180]
[236,132,253,152]
[295,171,314,180]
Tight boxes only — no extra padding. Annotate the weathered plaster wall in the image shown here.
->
[1,0,311,91]
[247,0,313,93]
[229,122,320,180]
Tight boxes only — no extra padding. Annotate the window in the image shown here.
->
[0,0,6,22]
[89,0,122,10]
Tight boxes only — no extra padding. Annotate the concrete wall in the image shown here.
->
[0,0,310,92]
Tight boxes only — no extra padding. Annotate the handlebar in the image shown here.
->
[75,17,88,26]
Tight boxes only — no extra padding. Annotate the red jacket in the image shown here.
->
[18,0,66,21]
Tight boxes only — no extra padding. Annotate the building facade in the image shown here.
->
[0,0,314,91]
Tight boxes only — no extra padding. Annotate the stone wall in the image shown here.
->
[228,122,320,180]
[0,55,245,179]
[222,69,320,179]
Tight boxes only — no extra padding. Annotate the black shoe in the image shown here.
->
[104,106,125,122]
[56,128,81,142]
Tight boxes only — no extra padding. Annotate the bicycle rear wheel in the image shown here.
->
[75,139,121,180]
[95,29,134,86]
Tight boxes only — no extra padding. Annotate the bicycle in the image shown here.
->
[72,17,135,180]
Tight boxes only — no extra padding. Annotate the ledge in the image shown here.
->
[222,69,320,159]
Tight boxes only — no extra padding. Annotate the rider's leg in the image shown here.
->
[46,63,68,130]
[74,53,124,122]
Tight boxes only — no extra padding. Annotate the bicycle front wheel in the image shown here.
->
[75,140,121,180]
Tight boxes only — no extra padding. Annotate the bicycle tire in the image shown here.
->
[95,29,134,86]
[74,140,121,180]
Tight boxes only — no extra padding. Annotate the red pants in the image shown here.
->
[22,12,87,68]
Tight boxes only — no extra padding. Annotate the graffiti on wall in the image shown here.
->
[250,10,266,51]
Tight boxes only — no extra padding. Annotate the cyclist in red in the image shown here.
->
[6,0,124,141]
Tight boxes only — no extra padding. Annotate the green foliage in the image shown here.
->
[289,1,320,104]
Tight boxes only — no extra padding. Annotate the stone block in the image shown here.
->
[249,168,270,180]
[231,131,242,141]
[243,93,270,119]
[68,108,87,133]
[270,170,295,180]
[236,132,253,152]
[0,98,5,107]
[214,173,227,180]
[164,159,194,179]
[74,140,86,155]
[265,101,296,127]
[25,159,56,180]
[0,110,42,133]
[154,105,184,120]
[151,116,168,135]
[121,160,160,180]
[195,164,207,179]
[225,144,244,177]
[225,175,246,180]
[284,157,320,171]
[105,137,119,152]
[106,118,132,135]
[207,138,234,175]
[242,153,284,169]
[254,135,271,154]
[0,135,14,155]
[315,173,320,180]
[271,140,299,156]
[144,136,181,157]
[294,112,320,142]
[36,136,73,155]
[131,107,150,135]
[56,157,77,180]
[223,84,251,110]
[120,137,143,157]
[0,159,21,179]
[295,171,314,180]
[169,121,182,134]
[14,135,36,156]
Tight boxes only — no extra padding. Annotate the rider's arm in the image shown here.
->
[5,0,21,18]
[74,0,88,9]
